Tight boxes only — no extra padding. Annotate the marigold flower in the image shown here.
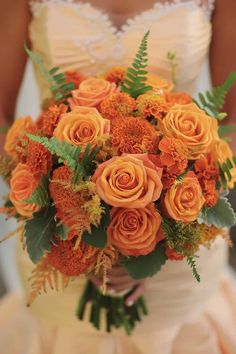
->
[65,71,86,89]
[47,239,98,276]
[159,137,188,175]
[136,93,169,120]
[165,92,192,107]
[105,66,126,84]
[100,92,136,120]
[26,141,53,179]
[111,117,159,154]
[37,104,68,136]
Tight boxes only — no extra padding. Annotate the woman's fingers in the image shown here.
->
[125,281,146,306]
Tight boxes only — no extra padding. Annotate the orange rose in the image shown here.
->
[213,139,236,189]
[160,103,218,159]
[93,154,163,208]
[9,163,40,217]
[108,204,163,256]
[146,73,174,92]
[53,106,110,151]
[4,116,34,161]
[164,172,205,222]
[68,77,116,109]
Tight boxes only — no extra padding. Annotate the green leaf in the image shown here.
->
[25,207,58,263]
[187,256,200,282]
[197,197,236,228]
[123,244,167,279]
[24,177,50,208]
[218,125,236,138]
[55,223,68,240]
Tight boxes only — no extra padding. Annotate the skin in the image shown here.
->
[0,0,235,305]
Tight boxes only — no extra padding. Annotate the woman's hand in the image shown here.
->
[89,265,147,306]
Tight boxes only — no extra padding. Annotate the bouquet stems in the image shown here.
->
[77,280,148,335]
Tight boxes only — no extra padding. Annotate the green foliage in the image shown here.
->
[82,203,110,249]
[218,157,236,189]
[122,244,167,279]
[56,223,68,240]
[196,72,236,118]
[25,44,75,102]
[198,197,236,228]
[218,125,236,138]
[24,177,50,208]
[25,207,58,263]
[120,31,152,98]
[167,51,177,85]
[187,256,200,282]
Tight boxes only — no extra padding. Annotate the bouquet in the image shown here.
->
[1,32,236,335]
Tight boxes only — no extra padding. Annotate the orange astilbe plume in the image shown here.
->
[27,256,71,306]
[37,104,68,136]
[65,70,87,88]
[26,141,53,179]
[111,116,159,154]
[100,92,136,120]
[136,92,169,120]
[198,224,230,248]
[159,137,189,175]
[105,66,126,84]
[165,92,192,107]
[195,153,219,207]
[47,238,98,276]
[95,245,119,293]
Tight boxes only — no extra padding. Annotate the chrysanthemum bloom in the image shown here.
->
[26,141,53,179]
[159,137,189,175]
[136,93,169,120]
[100,92,136,120]
[47,239,98,276]
[111,117,159,154]
[165,92,192,107]
[65,71,87,89]
[195,154,219,207]
[36,104,68,136]
[105,66,126,84]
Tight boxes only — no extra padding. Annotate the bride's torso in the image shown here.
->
[18,0,229,335]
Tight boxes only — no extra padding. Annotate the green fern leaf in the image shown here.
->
[24,44,75,103]
[196,72,236,118]
[120,31,152,98]
[24,177,50,207]
[187,256,200,282]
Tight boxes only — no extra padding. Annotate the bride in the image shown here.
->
[0,0,236,353]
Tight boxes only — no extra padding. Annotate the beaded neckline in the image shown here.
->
[29,0,216,36]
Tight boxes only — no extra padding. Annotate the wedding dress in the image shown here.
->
[1,1,236,353]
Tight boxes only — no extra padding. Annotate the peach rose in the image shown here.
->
[108,204,163,256]
[160,103,218,159]
[213,139,236,189]
[68,77,116,109]
[9,163,40,217]
[164,171,205,222]
[93,154,163,208]
[146,74,174,92]
[4,116,34,161]
[53,106,110,151]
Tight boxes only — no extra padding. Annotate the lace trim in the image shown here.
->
[29,0,216,20]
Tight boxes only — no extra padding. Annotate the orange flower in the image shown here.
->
[212,139,236,189]
[166,246,184,261]
[92,153,163,208]
[68,78,116,109]
[108,204,163,257]
[160,103,218,159]
[159,137,188,175]
[146,74,174,92]
[165,92,192,107]
[105,66,126,84]
[36,104,68,137]
[9,163,40,217]
[4,116,35,162]
[100,92,136,120]
[26,141,53,179]
[111,117,159,154]
[65,71,86,89]
[53,106,110,151]
[163,172,205,222]
[136,92,169,120]
[47,239,98,276]
[195,154,219,207]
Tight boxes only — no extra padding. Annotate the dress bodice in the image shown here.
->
[28,0,215,103]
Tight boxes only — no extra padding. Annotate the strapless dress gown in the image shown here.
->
[1,1,236,353]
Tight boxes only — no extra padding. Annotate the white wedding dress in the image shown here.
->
[1,1,236,353]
